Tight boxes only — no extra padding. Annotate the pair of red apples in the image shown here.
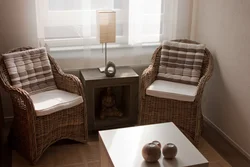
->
[142,141,178,163]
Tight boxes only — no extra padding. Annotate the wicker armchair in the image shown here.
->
[138,39,213,145]
[0,47,88,164]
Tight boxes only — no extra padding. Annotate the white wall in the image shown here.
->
[0,0,38,118]
[176,0,193,39]
[0,0,38,51]
[195,0,250,158]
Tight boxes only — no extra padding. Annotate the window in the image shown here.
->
[36,0,167,48]
[128,0,163,44]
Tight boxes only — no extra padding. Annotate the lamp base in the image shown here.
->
[99,67,105,73]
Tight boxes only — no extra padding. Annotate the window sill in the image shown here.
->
[49,43,160,52]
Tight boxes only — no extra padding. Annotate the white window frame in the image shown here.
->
[142,0,165,44]
[37,0,165,48]
[37,0,129,48]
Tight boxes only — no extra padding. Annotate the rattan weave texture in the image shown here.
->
[0,47,88,164]
[138,39,213,145]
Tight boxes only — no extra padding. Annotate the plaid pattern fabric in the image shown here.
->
[2,47,56,94]
[157,41,205,85]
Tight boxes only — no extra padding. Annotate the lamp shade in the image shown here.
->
[97,11,116,43]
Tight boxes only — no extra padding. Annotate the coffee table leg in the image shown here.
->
[99,135,114,167]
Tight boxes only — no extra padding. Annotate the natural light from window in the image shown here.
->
[36,0,164,48]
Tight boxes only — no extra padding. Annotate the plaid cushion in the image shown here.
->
[157,41,205,85]
[2,47,56,94]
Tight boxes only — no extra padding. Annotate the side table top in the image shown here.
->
[80,66,138,82]
[99,122,208,167]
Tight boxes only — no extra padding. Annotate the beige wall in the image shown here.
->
[0,0,38,117]
[0,0,38,51]
[195,0,250,158]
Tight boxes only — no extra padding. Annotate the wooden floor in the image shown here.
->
[12,134,231,167]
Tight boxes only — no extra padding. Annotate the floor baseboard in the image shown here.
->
[203,116,250,166]
[204,116,250,160]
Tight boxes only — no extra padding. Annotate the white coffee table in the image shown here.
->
[99,122,208,167]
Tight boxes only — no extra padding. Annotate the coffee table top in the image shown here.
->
[99,123,208,167]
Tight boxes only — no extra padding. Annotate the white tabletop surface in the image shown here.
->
[99,123,208,167]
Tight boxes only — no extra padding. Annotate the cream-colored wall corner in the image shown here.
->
[0,0,4,53]
[0,0,38,53]
[196,0,250,158]
[204,116,250,159]
[175,0,194,39]
[190,0,199,40]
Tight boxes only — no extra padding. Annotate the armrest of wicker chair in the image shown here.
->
[195,52,214,101]
[0,75,37,151]
[0,78,36,117]
[140,65,158,99]
[48,56,84,97]
[54,72,84,96]
[140,46,162,99]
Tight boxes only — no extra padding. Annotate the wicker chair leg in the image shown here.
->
[194,104,203,146]
[7,125,15,149]
[31,137,87,165]
[137,99,144,125]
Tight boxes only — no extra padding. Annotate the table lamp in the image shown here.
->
[97,10,116,72]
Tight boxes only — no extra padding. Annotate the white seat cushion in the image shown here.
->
[146,80,198,102]
[30,89,83,116]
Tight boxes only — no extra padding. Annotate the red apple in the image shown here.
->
[142,143,161,162]
[162,143,178,159]
[152,140,161,148]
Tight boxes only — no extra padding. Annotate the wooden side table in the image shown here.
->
[80,66,139,131]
